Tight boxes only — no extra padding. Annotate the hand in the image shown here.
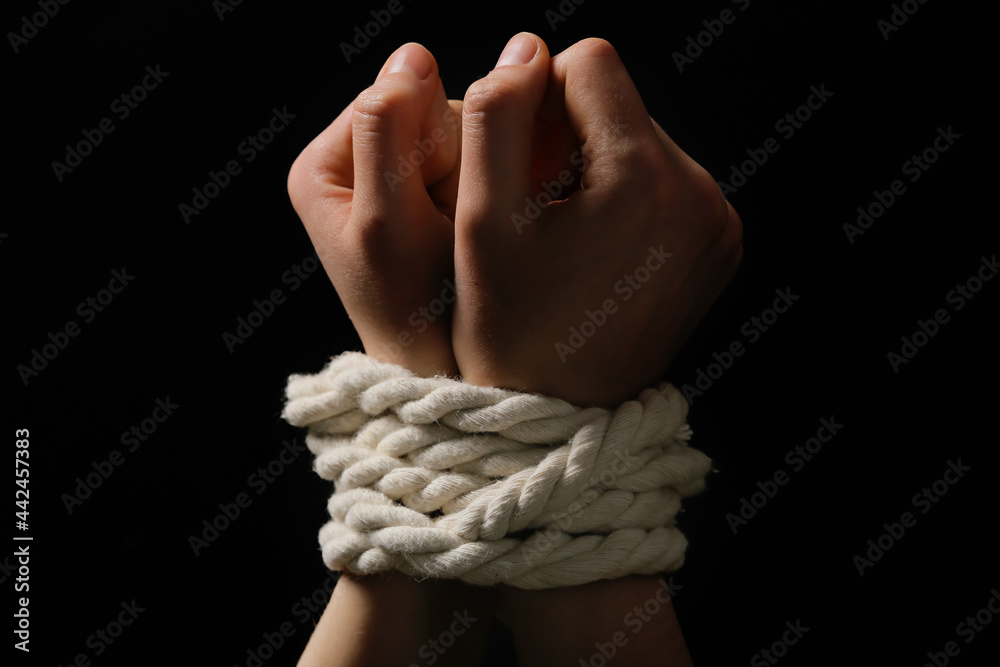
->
[287,43,463,378]
[287,44,497,667]
[448,32,737,667]
[286,32,741,667]
[452,33,743,407]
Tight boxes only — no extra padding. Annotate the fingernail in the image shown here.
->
[496,33,538,68]
[386,44,433,79]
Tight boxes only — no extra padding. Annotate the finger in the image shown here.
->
[427,99,464,221]
[547,38,665,191]
[351,42,456,228]
[373,51,462,192]
[286,101,355,234]
[457,32,551,238]
[529,66,585,190]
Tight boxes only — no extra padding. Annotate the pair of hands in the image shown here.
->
[288,32,742,408]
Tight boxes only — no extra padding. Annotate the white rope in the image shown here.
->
[283,352,711,589]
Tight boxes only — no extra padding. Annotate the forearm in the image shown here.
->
[298,572,497,667]
[296,340,492,666]
[501,575,693,667]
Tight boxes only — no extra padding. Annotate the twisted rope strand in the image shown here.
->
[284,352,711,589]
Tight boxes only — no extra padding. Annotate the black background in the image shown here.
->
[6,0,996,665]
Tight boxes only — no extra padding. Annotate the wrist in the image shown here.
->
[461,362,653,409]
[362,337,459,379]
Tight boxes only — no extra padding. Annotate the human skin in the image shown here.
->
[287,32,741,667]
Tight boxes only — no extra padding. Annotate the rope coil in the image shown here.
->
[283,352,711,589]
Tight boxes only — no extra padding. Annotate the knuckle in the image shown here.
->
[622,140,672,191]
[567,37,620,63]
[351,81,416,135]
[462,76,528,120]
[350,209,393,249]
[719,207,744,270]
[286,149,320,217]
[458,207,501,247]
[688,166,733,240]
[722,203,744,250]
[286,153,307,207]
[352,86,396,126]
